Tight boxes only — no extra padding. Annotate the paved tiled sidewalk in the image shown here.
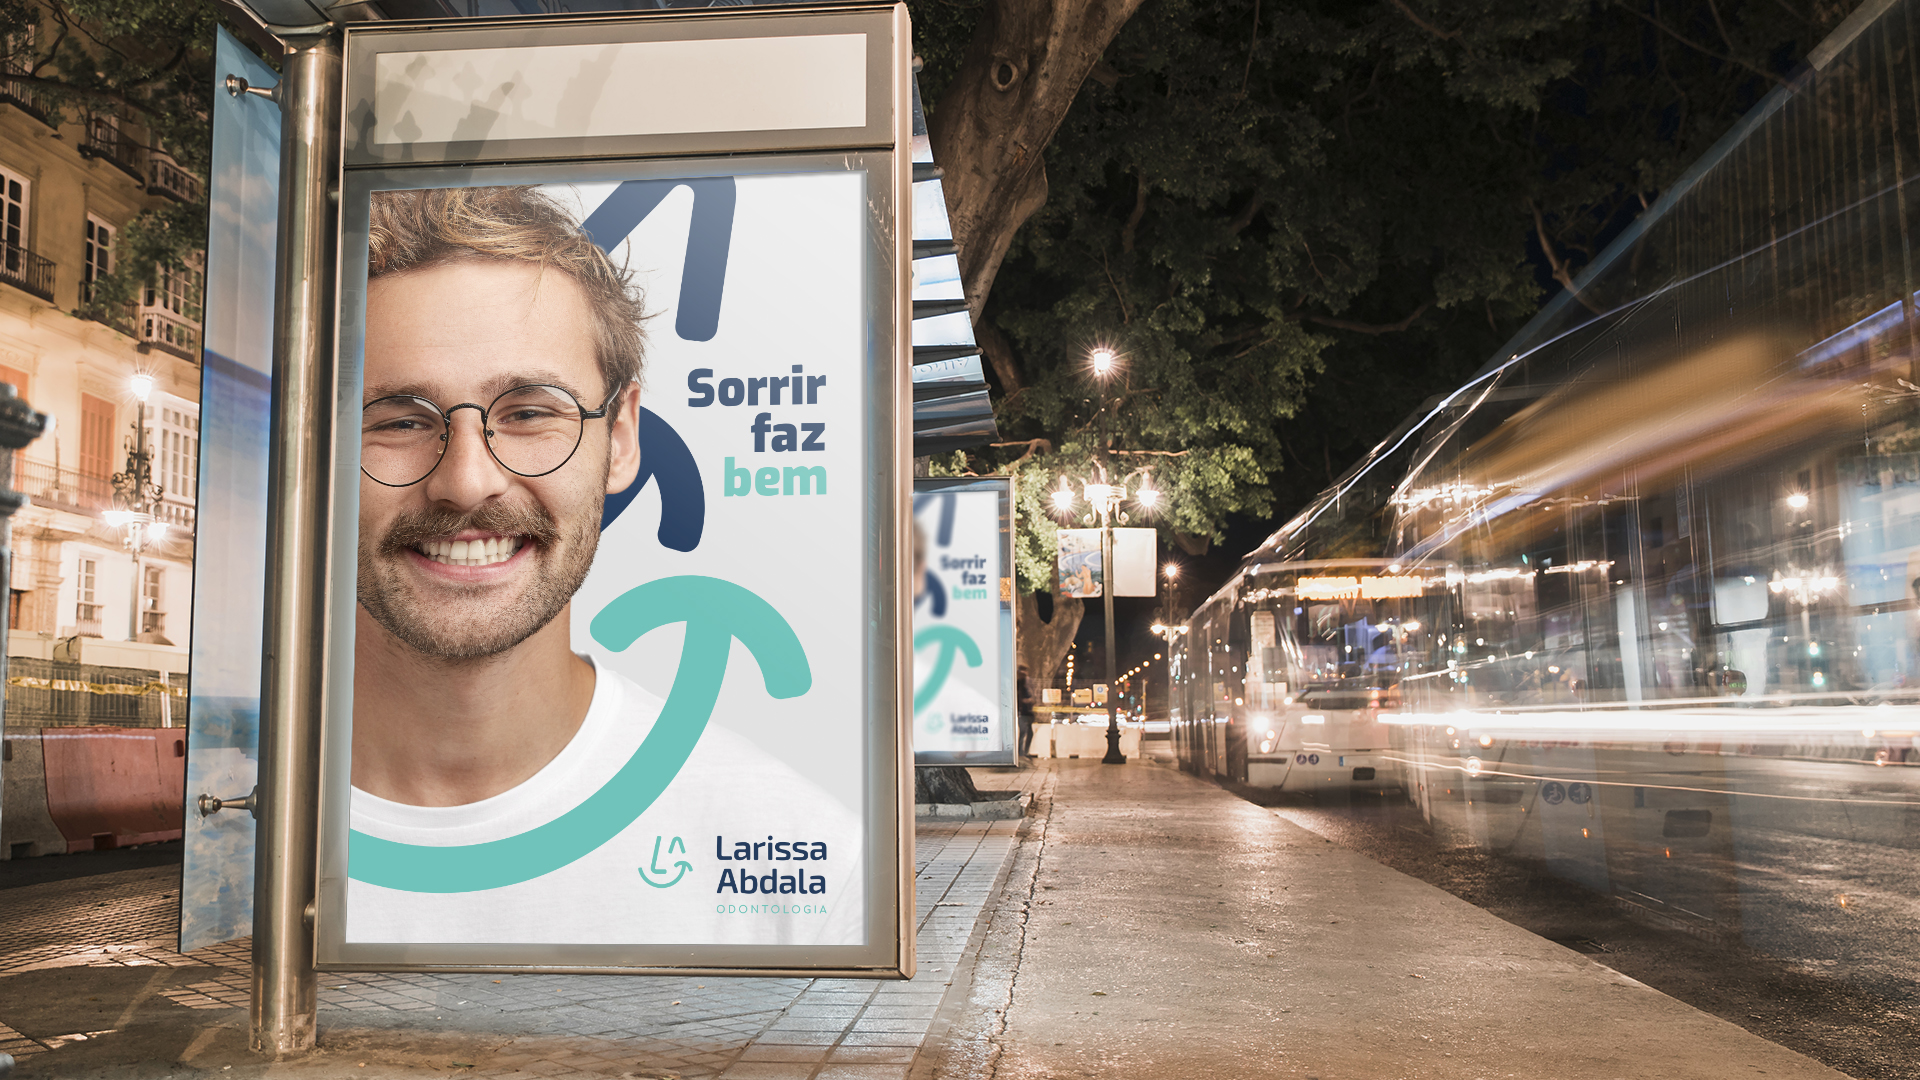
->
[0,808,1024,1078]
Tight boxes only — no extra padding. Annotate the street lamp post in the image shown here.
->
[107,374,167,641]
[1052,343,1165,765]
[1052,467,1159,765]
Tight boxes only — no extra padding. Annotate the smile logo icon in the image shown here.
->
[639,836,692,888]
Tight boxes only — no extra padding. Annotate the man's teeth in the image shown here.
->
[418,537,524,566]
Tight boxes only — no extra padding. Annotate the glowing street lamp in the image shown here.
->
[110,373,167,640]
[1052,476,1076,514]
[1090,346,1117,378]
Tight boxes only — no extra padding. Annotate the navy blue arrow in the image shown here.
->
[581,177,736,343]
[913,491,958,547]
[916,569,947,618]
[601,406,705,551]
[584,178,738,550]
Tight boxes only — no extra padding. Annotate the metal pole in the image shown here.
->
[128,401,144,641]
[0,384,42,1080]
[251,29,340,1059]
[1101,516,1125,764]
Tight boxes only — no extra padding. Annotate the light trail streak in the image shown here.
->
[1380,704,1920,736]
[1382,754,1920,809]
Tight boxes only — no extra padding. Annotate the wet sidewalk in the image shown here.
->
[0,755,1863,1079]
[921,756,1852,1080]
[0,815,1021,1079]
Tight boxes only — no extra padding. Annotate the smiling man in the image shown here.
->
[346,186,862,946]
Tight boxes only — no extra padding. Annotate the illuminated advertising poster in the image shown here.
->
[1057,528,1103,598]
[316,8,911,976]
[912,478,1014,766]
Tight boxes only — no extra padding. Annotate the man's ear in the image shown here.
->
[605,380,642,495]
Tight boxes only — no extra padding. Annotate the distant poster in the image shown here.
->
[178,28,279,954]
[313,3,911,976]
[1058,528,1103,598]
[913,478,1015,766]
[1110,527,1159,597]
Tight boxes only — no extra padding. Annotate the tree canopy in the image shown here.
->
[0,0,234,318]
[911,0,1857,676]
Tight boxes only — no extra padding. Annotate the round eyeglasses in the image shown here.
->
[361,383,615,488]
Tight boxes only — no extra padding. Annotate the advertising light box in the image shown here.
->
[315,7,913,977]
[912,478,1014,766]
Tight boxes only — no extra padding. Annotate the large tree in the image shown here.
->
[914,0,1859,682]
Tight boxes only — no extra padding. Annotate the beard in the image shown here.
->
[357,496,601,661]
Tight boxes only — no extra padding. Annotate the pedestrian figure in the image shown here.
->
[1017,664,1036,758]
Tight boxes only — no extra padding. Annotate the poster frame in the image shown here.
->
[911,476,1016,768]
[311,8,912,977]
[338,7,897,169]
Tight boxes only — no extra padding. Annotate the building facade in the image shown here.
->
[0,77,201,694]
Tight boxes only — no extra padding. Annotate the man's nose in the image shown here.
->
[420,408,511,509]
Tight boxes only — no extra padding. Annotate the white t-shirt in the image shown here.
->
[347,661,865,946]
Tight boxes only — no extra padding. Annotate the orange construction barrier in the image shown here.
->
[39,727,186,851]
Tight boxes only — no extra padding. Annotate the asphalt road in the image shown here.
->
[1222,773,1920,1080]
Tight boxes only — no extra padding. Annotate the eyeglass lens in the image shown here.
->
[361,384,589,487]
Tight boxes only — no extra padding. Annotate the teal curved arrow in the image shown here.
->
[640,861,693,888]
[348,576,810,893]
[913,624,982,716]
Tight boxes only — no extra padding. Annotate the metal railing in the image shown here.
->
[78,297,135,336]
[0,76,47,125]
[79,116,143,181]
[13,457,113,511]
[5,656,189,728]
[138,305,198,359]
[145,152,199,203]
[0,240,52,301]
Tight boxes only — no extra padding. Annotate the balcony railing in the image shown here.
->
[14,457,113,511]
[156,496,195,532]
[138,305,198,360]
[145,152,199,204]
[0,239,52,302]
[78,295,134,336]
[0,76,48,125]
[79,117,143,181]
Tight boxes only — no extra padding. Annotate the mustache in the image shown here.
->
[379,502,561,555]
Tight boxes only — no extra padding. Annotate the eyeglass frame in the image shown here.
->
[359,382,622,488]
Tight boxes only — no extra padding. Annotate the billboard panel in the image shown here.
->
[1057,528,1102,598]
[314,8,911,975]
[178,28,279,954]
[1111,527,1158,596]
[912,478,1014,766]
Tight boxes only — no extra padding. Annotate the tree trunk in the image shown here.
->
[915,765,983,805]
[1017,590,1083,692]
[928,0,1149,351]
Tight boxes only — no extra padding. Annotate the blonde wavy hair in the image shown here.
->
[368,186,646,395]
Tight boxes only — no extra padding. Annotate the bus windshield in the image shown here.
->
[1242,563,1432,708]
